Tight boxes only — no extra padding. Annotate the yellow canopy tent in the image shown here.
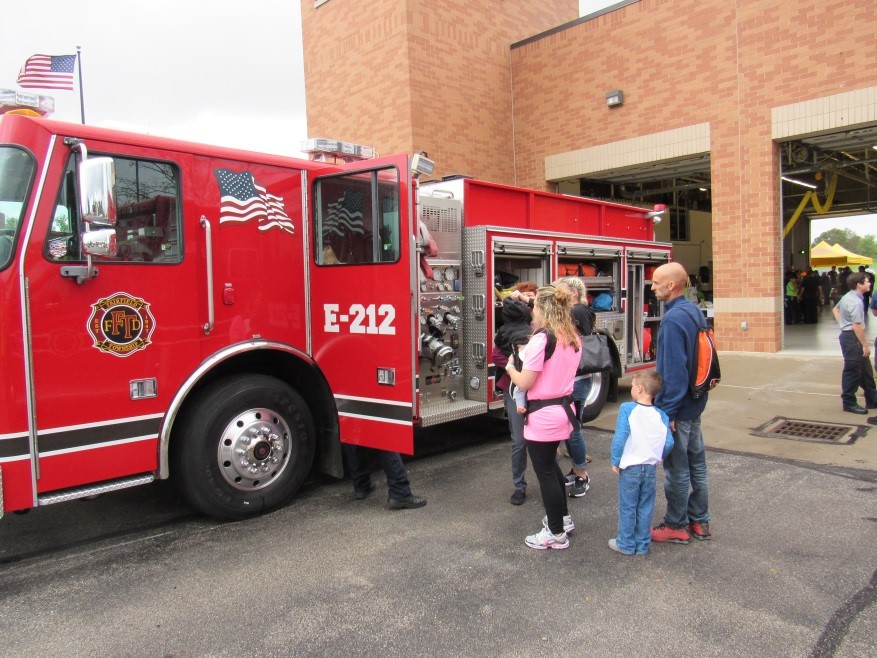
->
[810,240,873,267]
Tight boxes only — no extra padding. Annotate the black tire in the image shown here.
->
[580,371,611,423]
[171,374,315,520]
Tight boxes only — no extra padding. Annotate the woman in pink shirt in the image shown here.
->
[505,285,581,550]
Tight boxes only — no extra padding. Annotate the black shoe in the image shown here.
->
[510,488,526,505]
[843,405,868,414]
[868,416,877,425]
[569,475,590,498]
[354,484,376,500]
[564,470,576,487]
[388,494,427,509]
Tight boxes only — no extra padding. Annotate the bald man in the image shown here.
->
[648,262,712,544]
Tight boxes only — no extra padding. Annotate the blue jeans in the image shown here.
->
[616,463,657,554]
[345,445,411,499]
[662,416,710,529]
[503,388,528,491]
[566,377,591,469]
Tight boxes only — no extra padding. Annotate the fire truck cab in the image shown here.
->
[0,114,669,523]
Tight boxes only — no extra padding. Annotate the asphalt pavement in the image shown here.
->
[1,391,875,657]
[1,312,876,656]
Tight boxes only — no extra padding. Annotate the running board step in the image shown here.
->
[38,473,155,506]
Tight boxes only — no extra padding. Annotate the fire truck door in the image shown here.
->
[308,156,416,454]
[23,148,196,497]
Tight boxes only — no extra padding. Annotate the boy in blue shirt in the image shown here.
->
[609,370,674,555]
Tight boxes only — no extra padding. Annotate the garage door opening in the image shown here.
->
[780,126,877,353]
[564,154,714,303]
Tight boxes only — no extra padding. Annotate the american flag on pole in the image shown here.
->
[17,54,76,91]
[323,190,365,236]
[214,169,295,235]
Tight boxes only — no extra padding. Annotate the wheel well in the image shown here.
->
[169,349,342,480]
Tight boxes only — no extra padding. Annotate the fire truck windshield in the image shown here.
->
[0,146,35,270]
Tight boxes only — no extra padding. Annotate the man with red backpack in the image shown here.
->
[649,262,713,544]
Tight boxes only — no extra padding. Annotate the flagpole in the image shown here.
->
[76,46,85,124]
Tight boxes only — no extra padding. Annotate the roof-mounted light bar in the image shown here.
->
[0,88,55,117]
[301,137,377,162]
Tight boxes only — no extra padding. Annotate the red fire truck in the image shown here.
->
[0,114,670,522]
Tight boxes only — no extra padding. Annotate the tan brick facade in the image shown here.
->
[303,0,877,352]
[509,0,877,351]
[302,0,577,182]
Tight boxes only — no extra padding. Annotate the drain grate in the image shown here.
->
[751,417,865,445]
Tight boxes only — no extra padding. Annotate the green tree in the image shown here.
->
[857,234,877,260]
[812,228,859,251]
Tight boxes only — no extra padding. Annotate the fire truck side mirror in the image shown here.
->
[81,228,118,259]
[79,157,117,225]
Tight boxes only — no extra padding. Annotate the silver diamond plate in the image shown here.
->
[37,473,155,506]
[595,312,626,368]
[462,226,489,404]
[419,399,486,427]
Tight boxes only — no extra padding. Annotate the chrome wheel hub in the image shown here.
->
[584,372,604,406]
[218,407,291,490]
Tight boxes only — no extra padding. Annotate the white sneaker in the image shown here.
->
[525,527,569,550]
[542,514,574,534]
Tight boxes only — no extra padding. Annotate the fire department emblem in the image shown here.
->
[87,292,156,357]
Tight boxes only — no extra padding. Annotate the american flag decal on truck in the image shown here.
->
[214,168,295,235]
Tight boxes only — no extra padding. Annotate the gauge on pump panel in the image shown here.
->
[432,268,444,282]
[444,267,457,281]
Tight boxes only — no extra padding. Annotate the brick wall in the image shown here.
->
[303,0,877,352]
[510,0,877,351]
[302,0,577,181]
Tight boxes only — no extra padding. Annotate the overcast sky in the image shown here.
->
[4,0,872,237]
[1,1,309,156]
[2,2,615,157]
[811,215,877,241]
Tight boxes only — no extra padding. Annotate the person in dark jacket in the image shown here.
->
[800,267,821,324]
[554,276,595,498]
[492,283,536,504]
[649,262,712,544]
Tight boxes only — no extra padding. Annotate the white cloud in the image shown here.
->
[811,214,877,239]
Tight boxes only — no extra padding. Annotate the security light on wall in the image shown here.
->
[605,90,624,108]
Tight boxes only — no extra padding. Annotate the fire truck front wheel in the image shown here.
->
[171,374,315,521]
[579,371,611,423]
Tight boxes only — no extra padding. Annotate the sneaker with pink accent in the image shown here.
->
[525,527,569,550]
